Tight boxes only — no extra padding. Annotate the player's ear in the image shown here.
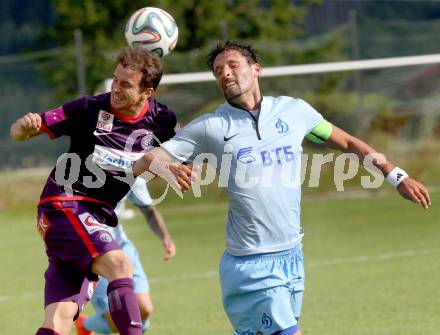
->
[253,63,261,78]
[142,88,155,99]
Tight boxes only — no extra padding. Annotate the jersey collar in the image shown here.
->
[111,99,150,123]
[226,96,263,113]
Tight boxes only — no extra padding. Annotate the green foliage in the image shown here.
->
[38,0,144,101]
[357,17,440,59]
[152,0,310,50]
[302,92,394,134]
[162,29,346,75]
[0,0,53,54]
[38,0,320,102]
[363,0,440,21]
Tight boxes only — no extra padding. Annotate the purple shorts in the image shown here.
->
[37,200,120,317]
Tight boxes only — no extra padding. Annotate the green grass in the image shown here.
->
[0,188,439,334]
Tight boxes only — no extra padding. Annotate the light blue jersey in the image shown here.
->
[86,178,152,333]
[111,178,153,245]
[162,96,323,256]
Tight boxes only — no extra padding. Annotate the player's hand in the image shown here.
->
[10,113,42,140]
[397,178,431,209]
[163,236,176,262]
[167,163,193,192]
[145,156,193,196]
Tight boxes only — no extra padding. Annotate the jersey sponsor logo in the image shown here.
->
[261,145,295,166]
[96,110,114,132]
[92,145,145,172]
[237,145,296,167]
[275,118,289,134]
[224,133,240,141]
[237,147,256,164]
[78,212,108,234]
[261,313,273,329]
[37,213,51,239]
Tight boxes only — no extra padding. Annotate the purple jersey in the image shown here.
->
[39,93,176,207]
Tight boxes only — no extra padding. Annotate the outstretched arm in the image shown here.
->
[326,125,431,209]
[10,113,44,141]
[137,204,176,262]
[133,147,193,192]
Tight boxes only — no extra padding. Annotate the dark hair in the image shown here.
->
[116,47,163,91]
[207,41,259,72]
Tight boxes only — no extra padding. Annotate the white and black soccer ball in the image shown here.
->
[125,7,178,57]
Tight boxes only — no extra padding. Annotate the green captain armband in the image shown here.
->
[305,119,333,144]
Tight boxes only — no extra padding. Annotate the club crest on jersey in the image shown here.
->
[141,131,155,149]
[99,231,113,243]
[276,118,289,134]
[261,313,273,329]
[96,110,114,132]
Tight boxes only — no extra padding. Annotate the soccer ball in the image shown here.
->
[125,7,178,57]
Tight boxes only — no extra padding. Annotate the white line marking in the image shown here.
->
[149,270,218,284]
[150,248,439,285]
[0,248,438,302]
[307,248,437,268]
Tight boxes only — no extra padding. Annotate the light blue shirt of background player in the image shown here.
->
[78,178,176,335]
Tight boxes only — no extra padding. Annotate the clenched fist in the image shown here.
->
[10,113,43,141]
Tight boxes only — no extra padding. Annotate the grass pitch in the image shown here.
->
[0,186,438,334]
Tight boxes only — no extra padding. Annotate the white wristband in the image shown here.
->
[386,167,408,188]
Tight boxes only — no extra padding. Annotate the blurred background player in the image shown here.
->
[76,177,176,335]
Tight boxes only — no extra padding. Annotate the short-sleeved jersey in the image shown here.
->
[162,96,323,256]
[39,93,176,208]
[112,178,152,245]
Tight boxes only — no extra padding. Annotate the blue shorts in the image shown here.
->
[220,245,305,335]
[91,239,150,315]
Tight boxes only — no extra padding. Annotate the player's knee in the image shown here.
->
[139,300,153,320]
[93,250,133,281]
[46,321,72,335]
[137,293,153,320]
[43,302,77,335]
[112,253,133,276]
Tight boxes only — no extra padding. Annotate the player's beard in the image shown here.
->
[224,79,256,106]
[224,81,244,102]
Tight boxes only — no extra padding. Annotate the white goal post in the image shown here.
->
[161,53,440,85]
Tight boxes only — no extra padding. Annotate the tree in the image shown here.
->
[38,0,321,102]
